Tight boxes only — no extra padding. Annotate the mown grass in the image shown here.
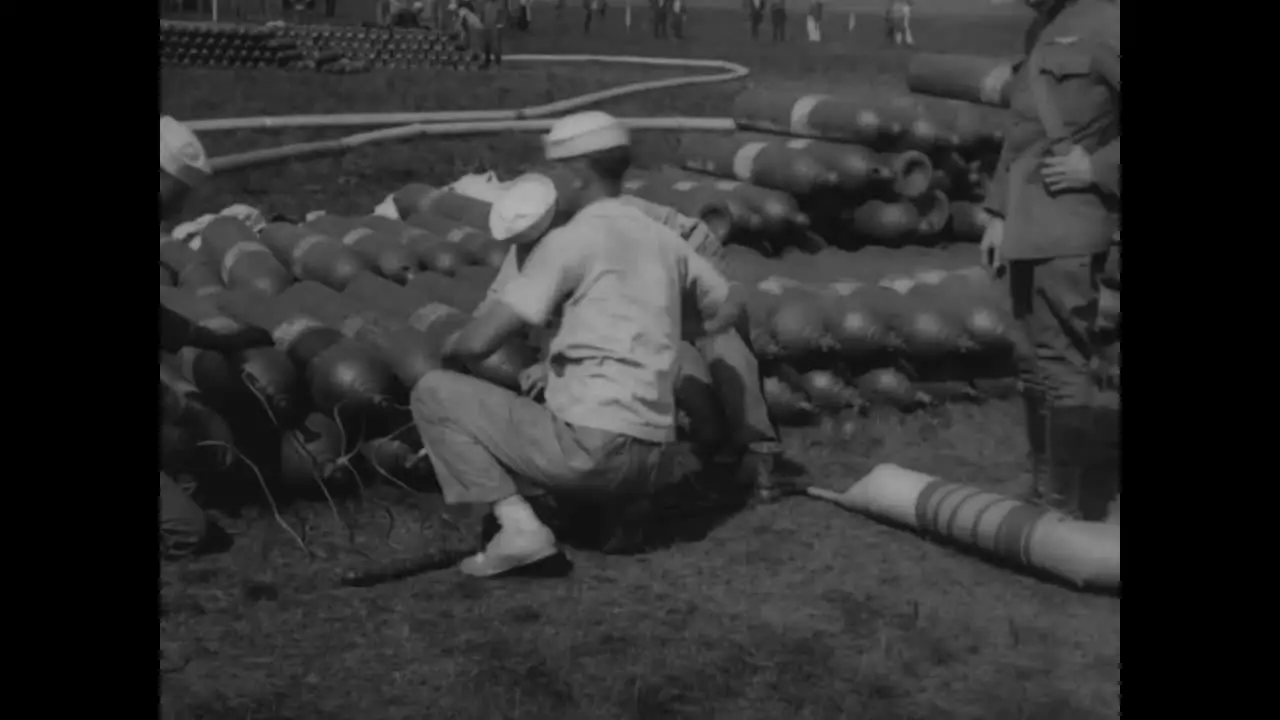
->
[160,6,1119,719]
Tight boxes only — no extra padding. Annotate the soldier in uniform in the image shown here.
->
[980,0,1120,522]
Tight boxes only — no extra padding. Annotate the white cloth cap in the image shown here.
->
[544,111,631,161]
[160,116,212,188]
[489,173,558,245]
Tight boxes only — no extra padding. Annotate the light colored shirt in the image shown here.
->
[496,198,731,442]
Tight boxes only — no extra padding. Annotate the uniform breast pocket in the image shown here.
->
[1038,44,1107,129]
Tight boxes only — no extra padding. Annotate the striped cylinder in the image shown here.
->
[732,88,905,150]
[677,134,840,197]
[913,478,1062,568]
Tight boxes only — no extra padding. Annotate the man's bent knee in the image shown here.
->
[411,369,475,422]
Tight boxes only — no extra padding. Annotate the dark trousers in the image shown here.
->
[770,8,786,40]
[749,9,764,38]
[653,8,667,37]
[481,26,503,65]
[671,9,683,38]
[1008,254,1119,520]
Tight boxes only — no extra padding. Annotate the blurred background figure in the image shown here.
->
[770,0,787,41]
[806,0,823,42]
[671,0,685,38]
[514,0,531,31]
[652,0,669,38]
[847,7,856,36]
[476,0,506,68]
[748,0,765,39]
[886,0,914,47]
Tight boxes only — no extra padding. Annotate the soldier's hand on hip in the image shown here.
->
[979,215,1005,274]
[1040,145,1096,192]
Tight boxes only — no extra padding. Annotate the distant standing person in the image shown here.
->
[478,0,506,67]
[652,0,667,37]
[806,0,823,42]
[770,0,787,41]
[671,0,684,38]
[748,0,765,39]
[583,0,595,33]
[887,0,914,47]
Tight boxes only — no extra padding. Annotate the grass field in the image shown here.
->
[160,5,1120,719]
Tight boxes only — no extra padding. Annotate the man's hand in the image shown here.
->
[519,363,548,400]
[1040,145,1096,193]
[979,215,1005,274]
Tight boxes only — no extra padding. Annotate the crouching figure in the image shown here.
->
[413,112,739,578]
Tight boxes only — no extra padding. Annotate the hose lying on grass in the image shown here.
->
[185,53,747,173]
[188,54,751,132]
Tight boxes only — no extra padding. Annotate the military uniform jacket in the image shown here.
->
[985,0,1120,260]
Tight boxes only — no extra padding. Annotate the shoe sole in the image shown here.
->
[463,550,574,579]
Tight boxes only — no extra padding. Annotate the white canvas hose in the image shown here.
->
[190,54,750,132]
[188,54,750,172]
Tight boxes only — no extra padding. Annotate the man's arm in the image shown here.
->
[444,229,583,363]
[471,245,520,316]
[1089,34,1121,197]
[684,248,740,336]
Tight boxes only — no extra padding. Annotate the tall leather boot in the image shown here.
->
[1080,402,1121,523]
[1044,406,1092,519]
[1007,391,1050,501]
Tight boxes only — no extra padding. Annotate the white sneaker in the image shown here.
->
[459,524,560,578]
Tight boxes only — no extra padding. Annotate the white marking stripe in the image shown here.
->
[271,316,324,351]
[221,241,271,284]
[408,302,457,331]
[292,234,326,260]
[789,95,827,136]
[731,142,769,182]
[342,228,375,247]
[879,276,916,295]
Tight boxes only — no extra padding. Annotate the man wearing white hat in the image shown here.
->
[411,113,739,578]
[160,115,213,221]
[534,113,790,504]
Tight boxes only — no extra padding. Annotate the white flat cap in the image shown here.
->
[544,111,631,161]
[160,115,212,189]
[489,173,558,245]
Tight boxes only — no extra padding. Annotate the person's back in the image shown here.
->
[518,197,696,442]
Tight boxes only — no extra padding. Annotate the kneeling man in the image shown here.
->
[412,112,739,578]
